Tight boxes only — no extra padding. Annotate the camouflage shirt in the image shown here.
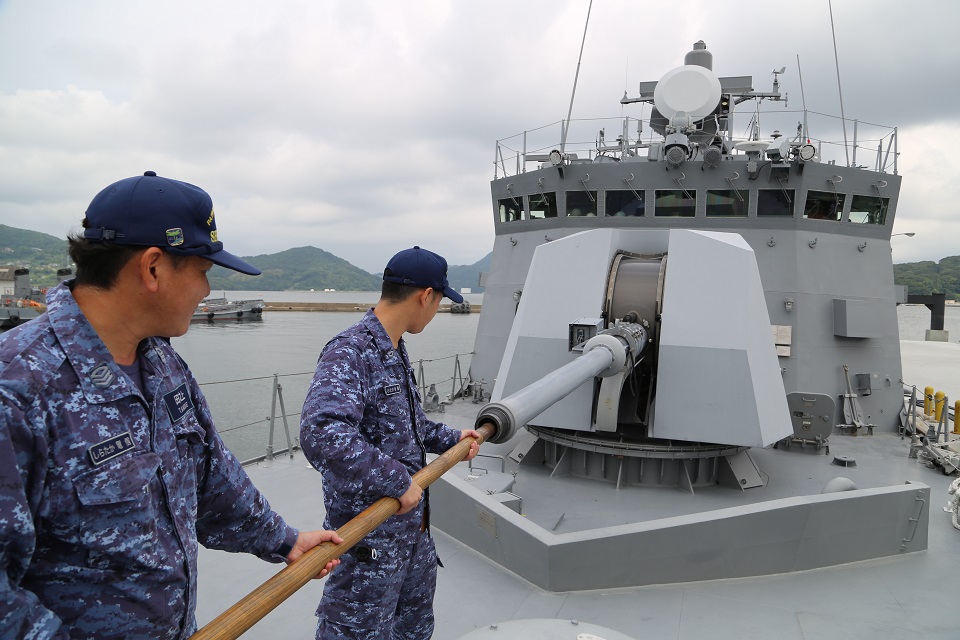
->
[300,310,462,532]
[0,282,297,640]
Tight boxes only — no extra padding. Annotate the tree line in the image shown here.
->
[893,256,960,300]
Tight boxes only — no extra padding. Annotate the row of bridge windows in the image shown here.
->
[498,190,888,225]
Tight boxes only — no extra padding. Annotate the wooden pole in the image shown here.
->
[189,422,496,640]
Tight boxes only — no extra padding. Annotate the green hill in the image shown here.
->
[0,225,71,286]
[4,221,953,299]
[893,256,960,299]
[0,224,492,292]
[207,246,383,291]
[448,252,491,293]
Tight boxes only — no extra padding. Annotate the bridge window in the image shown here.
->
[848,195,889,224]
[654,189,696,217]
[605,190,645,216]
[566,190,597,216]
[803,190,845,221]
[758,189,794,216]
[498,198,523,222]
[706,189,749,217]
[529,192,558,219]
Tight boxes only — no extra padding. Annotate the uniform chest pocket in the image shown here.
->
[376,384,408,418]
[72,451,163,570]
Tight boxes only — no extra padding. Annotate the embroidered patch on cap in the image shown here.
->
[166,227,185,246]
[163,383,194,423]
[90,363,115,388]
[383,384,402,396]
[88,430,136,466]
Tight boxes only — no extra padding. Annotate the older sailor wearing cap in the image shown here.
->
[0,172,342,640]
[300,246,481,640]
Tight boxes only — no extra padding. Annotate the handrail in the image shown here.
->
[493,109,898,178]
[207,352,476,462]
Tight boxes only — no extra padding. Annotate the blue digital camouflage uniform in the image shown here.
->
[0,282,298,640]
[300,309,462,640]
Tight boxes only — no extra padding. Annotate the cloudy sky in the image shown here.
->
[1,0,957,272]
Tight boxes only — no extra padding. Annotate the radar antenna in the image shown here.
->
[771,66,786,95]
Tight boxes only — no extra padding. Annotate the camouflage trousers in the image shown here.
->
[316,527,438,639]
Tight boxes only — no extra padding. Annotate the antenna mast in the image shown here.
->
[796,54,808,140]
[560,0,593,154]
[828,0,850,166]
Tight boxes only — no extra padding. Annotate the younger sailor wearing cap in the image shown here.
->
[300,246,481,640]
[0,172,342,639]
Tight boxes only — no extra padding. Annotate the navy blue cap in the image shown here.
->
[81,171,260,276]
[384,246,463,303]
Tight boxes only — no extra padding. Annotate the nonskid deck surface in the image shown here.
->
[196,342,960,640]
[196,449,959,640]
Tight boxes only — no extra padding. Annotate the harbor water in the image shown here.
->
[172,292,958,461]
[174,291,481,461]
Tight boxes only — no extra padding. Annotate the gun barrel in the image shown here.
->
[477,339,618,443]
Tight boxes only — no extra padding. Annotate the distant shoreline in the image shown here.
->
[263,302,480,313]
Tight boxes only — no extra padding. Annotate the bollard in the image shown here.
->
[934,391,945,423]
[955,400,960,435]
[924,386,934,416]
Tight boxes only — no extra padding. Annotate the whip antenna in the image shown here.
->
[828,0,850,165]
[560,0,593,154]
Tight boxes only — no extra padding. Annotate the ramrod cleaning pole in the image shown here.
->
[189,422,497,640]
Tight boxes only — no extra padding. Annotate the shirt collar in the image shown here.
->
[360,308,407,367]
[46,281,149,403]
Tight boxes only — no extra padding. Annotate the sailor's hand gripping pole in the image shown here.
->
[188,422,497,640]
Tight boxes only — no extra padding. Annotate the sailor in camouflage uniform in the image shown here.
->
[0,172,341,640]
[301,247,480,640]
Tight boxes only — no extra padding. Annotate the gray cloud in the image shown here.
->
[1,0,957,272]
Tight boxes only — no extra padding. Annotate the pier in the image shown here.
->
[263,302,480,313]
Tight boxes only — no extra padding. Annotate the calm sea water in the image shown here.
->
[172,292,958,461]
[173,292,480,461]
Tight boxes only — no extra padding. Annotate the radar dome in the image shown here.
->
[653,65,722,120]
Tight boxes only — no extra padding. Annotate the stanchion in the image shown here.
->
[189,422,496,640]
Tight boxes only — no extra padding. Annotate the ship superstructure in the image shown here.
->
[472,41,902,463]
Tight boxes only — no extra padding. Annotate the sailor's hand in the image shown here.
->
[460,429,482,461]
[288,530,344,578]
[397,482,423,515]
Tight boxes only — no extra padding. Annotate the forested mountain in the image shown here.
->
[0,224,72,284]
[893,256,960,299]
[0,225,490,291]
[447,252,491,293]
[206,246,383,291]
[10,222,950,299]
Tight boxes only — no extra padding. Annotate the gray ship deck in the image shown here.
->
[197,340,960,640]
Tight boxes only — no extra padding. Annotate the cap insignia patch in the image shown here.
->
[210,230,218,242]
[166,228,185,246]
[206,208,215,227]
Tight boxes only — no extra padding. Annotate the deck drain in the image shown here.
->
[832,455,857,467]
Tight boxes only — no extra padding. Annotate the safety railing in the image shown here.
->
[195,352,476,465]
[494,110,898,179]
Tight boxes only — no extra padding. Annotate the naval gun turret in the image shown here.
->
[476,228,793,491]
